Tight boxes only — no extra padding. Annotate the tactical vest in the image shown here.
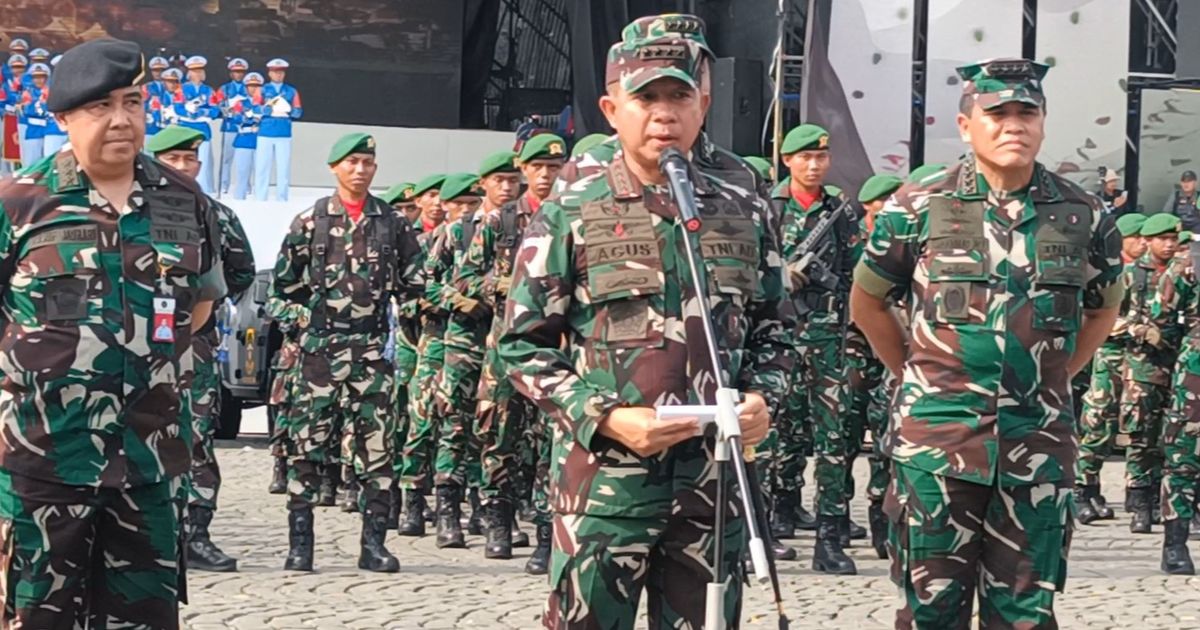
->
[496,201,524,270]
[924,195,1092,332]
[786,189,854,316]
[1172,191,1200,231]
[307,196,397,334]
[457,211,480,255]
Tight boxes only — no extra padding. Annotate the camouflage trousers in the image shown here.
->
[434,340,485,488]
[390,325,420,477]
[1119,379,1168,489]
[188,334,222,510]
[544,511,744,629]
[398,318,447,491]
[1076,343,1125,486]
[0,471,181,629]
[1162,346,1200,523]
[885,464,1072,630]
[787,333,849,516]
[843,329,890,506]
[285,337,396,515]
[268,336,302,459]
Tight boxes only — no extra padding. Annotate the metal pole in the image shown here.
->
[910,0,929,169]
[1022,0,1038,59]
[771,0,786,175]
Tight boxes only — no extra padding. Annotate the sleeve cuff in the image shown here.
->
[1093,281,1125,311]
[853,262,897,300]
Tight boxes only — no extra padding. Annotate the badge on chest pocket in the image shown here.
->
[45,277,88,321]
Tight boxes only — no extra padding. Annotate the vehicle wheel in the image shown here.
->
[215,387,242,439]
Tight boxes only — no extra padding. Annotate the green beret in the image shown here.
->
[146,124,204,155]
[742,156,773,181]
[781,124,829,155]
[327,132,376,165]
[1116,214,1147,238]
[519,134,568,163]
[381,182,414,205]
[1181,231,1194,244]
[957,58,1049,111]
[857,174,904,204]
[1141,213,1181,237]
[572,133,610,158]
[908,163,948,184]
[439,172,481,201]
[479,150,519,178]
[411,174,445,197]
[47,38,146,113]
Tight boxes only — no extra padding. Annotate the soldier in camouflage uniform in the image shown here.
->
[424,172,489,548]
[397,173,448,536]
[467,137,564,567]
[1075,212,1148,524]
[270,132,424,573]
[266,294,302,495]
[1117,214,1184,534]
[764,123,859,574]
[1159,233,1200,574]
[148,125,256,573]
[851,59,1124,629]
[498,15,794,628]
[0,39,225,628]
[845,173,903,560]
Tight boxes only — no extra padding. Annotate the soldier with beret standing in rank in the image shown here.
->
[176,56,220,194]
[0,38,225,628]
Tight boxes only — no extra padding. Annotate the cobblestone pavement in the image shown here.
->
[184,441,1200,629]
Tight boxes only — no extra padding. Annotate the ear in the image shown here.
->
[599,91,620,130]
[956,111,971,144]
[699,91,712,117]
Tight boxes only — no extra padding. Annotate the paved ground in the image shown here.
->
[184,439,1200,629]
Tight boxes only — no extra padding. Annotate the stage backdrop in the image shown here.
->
[0,0,464,127]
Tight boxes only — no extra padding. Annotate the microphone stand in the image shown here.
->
[660,150,782,629]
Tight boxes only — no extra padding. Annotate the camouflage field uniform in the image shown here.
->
[855,157,1123,628]
[398,225,447,494]
[266,296,302,459]
[499,115,795,630]
[432,209,490,489]
[768,181,856,519]
[0,151,223,627]
[188,200,255,511]
[271,195,423,516]
[1162,255,1200,527]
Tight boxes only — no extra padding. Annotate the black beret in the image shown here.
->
[47,39,146,113]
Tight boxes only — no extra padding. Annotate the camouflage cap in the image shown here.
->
[572,133,610,158]
[411,174,445,197]
[518,133,567,163]
[606,22,706,94]
[439,172,481,201]
[1115,213,1147,238]
[1141,213,1181,237]
[781,124,829,155]
[957,58,1049,111]
[380,182,415,205]
[857,174,904,203]
[742,156,773,181]
[146,125,204,155]
[327,132,375,165]
[620,14,713,57]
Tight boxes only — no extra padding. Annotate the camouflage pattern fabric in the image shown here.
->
[843,326,887,504]
[854,156,1123,623]
[265,296,302,459]
[1163,257,1200,523]
[497,146,794,625]
[885,464,1072,629]
[390,300,421,477]
[270,194,424,515]
[1076,342,1127,486]
[767,181,856,517]
[0,471,182,629]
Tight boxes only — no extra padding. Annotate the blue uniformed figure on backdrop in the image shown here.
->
[217,57,249,196]
[2,38,28,82]
[42,54,66,156]
[232,71,264,200]
[254,57,302,201]
[143,56,171,143]
[177,55,220,193]
[23,48,49,88]
[16,62,49,167]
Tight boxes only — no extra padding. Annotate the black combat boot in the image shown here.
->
[812,515,857,575]
[1076,485,1100,525]
[186,506,238,572]
[466,486,485,536]
[512,514,530,548]
[284,507,315,571]
[771,536,797,561]
[340,470,360,513]
[518,497,536,523]
[1130,487,1153,534]
[435,485,466,549]
[268,456,288,495]
[484,500,513,560]
[1152,482,1163,525]
[1161,518,1196,575]
[386,483,401,530]
[1191,511,1200,541]
[770,494,797,540]
[398,490,426,537]
[795,489,817,531]
[525,522,551,575]
[838,516,852,548]
[1092,488,1115,520]
[318,465,338,507]
[358,511,400,573]
[868,502,888,560]
[847,518,867,540]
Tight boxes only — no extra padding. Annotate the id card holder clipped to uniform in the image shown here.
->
[152,264,177,343]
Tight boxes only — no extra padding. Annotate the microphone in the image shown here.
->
[658,147,703,233]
